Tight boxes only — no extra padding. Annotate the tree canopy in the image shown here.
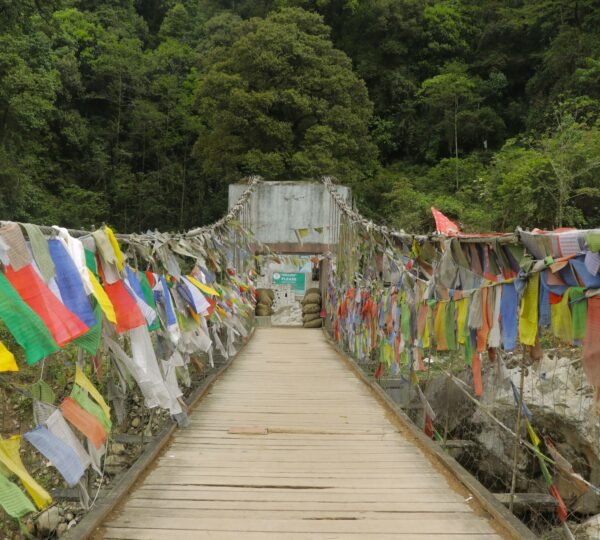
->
[0,0,598,232]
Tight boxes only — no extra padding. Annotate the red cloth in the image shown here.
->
[4,264,88,346]
[424,415,434,438]
[60,397,107,449]
[102,280,145,333]
[472,352,483,397]
[583,296,600,390]
[145,271,155,288]
[431,207,461,235]
[549,484,568,523]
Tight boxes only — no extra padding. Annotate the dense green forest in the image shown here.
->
[1,0,599,233]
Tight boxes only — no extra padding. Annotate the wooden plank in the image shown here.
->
[103,529,503,540]
[107,516,496,534]
[494,492,557,511]
[123,498,471,512]
[99,328,511,539]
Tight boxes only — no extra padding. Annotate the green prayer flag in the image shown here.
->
[570,288,587,341]
[139,273,160,331]
[84,249,98,276]
[464,315,472,365]
[0,273,59,365]
[587,231,600,252]
[29,381,55,405]
[445,301,457,351]
[71,385,112,432]
[401,303,411,343]
[73,303,103,355]
[0,471,36,518]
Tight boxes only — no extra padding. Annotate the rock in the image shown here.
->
[65,512,74,522]
[576,514,600,539]
[25,518,35,534]
[110,443,126,455]
[56,522,68,537]
[271,302,303,326]
[105,454,128,467]
[67,519,77,529]
[130,417,141,428]
[36,506,61,534]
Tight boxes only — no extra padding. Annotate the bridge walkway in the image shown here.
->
[100,328,506,539]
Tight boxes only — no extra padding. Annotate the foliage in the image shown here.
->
[194,8,378,186]
[0,0,598,233]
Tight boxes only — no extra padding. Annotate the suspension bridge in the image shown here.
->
[1,177,595,540]
[97,326,521,539]
[88,177,539,540]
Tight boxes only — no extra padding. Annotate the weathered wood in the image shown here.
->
[64,328,254,540]
[494,492,557,511]
[103,530,504,540]
[97,328,523,539]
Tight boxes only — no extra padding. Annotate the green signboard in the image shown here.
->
[272,272,306,294]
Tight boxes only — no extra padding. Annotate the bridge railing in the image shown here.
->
[321,176,600,539]
[0,179,260,537]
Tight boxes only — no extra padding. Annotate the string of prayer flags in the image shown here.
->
[0,271,59,365]
[4,264,88,347]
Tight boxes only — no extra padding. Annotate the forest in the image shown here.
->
[1,0,599,234]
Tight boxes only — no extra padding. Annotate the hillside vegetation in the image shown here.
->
[1,0,599,232]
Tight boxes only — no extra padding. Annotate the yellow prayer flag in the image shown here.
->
[0,436,52,510]
[422,310,431,349]
[75,366,111,419]
[88,270,117,323]
[526,420,541,448]
[519,273,539,346]
[456,298,468,345]
[105,226,124,271]
[550,290,573,344]
[186,275,220,297]
[0,341,18,372]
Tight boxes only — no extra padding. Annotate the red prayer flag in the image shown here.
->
[549,484,568,523]
[60,397,107,449]
[4,264,88,346]
[583,296,600,391]
[102,280,146,333]
[431,207,461,235]
[424,414,434,438]
[472,352,483,397]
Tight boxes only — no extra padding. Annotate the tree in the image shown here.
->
[194,8,378,185]
[419,62,479,187]
[486,115,600,230]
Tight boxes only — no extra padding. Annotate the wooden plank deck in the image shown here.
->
[100,328,507,539]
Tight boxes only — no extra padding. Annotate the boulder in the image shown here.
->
[36,506,61,535]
